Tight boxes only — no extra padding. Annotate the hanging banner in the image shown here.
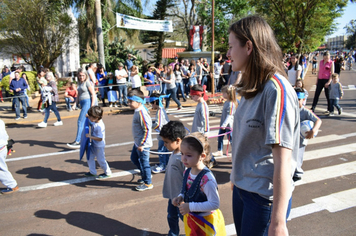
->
[116,13,173,32]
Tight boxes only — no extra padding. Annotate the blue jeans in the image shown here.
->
[217,128,232,151]
[117,84,127,105]
[130,144,152,185]
[44,101,61,123]
[176,82,185,100]
[98,86,107,104]
[161,82,167,94]
[14,94,27,118]
[233,186,292,236]
[75,99,91,142]
[183,79,190,96]
[166,87,181,109]
[329,99,341,113]
[158,140,170,168]
[167,199,182,236]
[65,97,76,110]
[201,75,207,86]
[24,89,30,107]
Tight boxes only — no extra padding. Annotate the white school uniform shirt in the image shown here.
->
[90,119,105,148]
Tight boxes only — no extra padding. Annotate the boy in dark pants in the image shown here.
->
[160,121,186,236]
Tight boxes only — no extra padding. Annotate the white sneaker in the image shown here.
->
[54,121,63,126]
[38,121,47,128]
[212,151,223,156]
[114,104,118,108]
[109,104,113,107]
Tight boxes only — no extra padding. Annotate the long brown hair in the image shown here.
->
[229,15,287,99]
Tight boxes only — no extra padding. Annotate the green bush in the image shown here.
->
[0,71,39,95]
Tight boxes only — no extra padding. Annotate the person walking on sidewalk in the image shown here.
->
[67,68,96,148]
[311,51,334,114]
[38,72,63,127]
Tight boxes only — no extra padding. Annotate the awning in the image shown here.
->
[162,48,186,59]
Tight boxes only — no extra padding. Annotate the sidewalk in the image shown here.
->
[0,91,197,125]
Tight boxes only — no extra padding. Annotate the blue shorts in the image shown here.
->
[189,77,197,86]
[312,64,317,69]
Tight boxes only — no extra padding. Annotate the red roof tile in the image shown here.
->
[162,48,186,58]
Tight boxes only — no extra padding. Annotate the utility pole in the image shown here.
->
[95,0,105,68]
[211,0,215,95]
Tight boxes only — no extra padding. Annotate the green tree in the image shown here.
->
[104,36,141,72]
[0,0,75,70]
[197,0,250,53]
[139,0,175,64]
[250,0,348,53]
[73,0,146,62]
[345,19,356,49]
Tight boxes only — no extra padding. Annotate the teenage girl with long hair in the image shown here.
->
[228,15,299,236]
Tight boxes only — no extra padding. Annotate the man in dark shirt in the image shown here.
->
[312,53,318,74]
[9,71,28,120]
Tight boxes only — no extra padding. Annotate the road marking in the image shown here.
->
[304,143,356,161]
[295,161,356,186]
[307,132,356,145]
[6,140,138,162]
[288,188,356,220]
[187,119,220,126]
[307,134,344,145]
[314,107,356,117]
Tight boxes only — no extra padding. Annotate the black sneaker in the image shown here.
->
[84,172,96,177]
[338,108,342,115]
[96,173,111,179]
[67,141,80,148]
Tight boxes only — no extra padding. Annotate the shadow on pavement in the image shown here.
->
[14,139,73,151]
[34,210,165,236]
[16,166,84,181]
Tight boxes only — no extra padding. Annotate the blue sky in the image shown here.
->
[329,2,356,38]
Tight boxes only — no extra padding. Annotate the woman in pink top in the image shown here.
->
[311,51,334,113]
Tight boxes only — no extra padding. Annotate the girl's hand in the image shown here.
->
[268,221,289,236]
[137,146,144,152]
[178,202,190,215]
[172,196,183,206]
[85,134,90,138]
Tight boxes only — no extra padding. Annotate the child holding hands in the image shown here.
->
[85,106,112,179]
[160,121,186,236]
[172,132,226,236]
[328,73,343,116]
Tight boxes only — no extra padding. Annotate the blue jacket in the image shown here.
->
[9,78,28,94]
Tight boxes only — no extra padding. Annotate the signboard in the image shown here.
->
[116,13,173,32]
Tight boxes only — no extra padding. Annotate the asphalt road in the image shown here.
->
[1,64,355,236]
